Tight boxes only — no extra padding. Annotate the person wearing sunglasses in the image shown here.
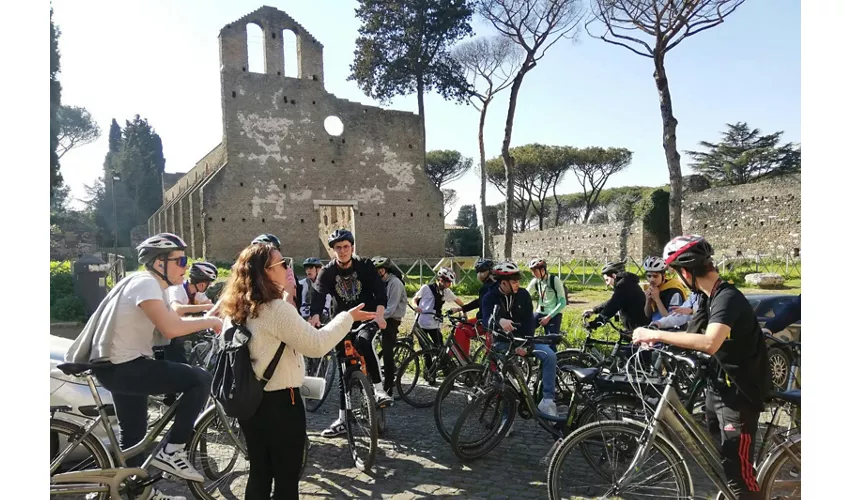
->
[252,233,299,307]
[65,233,223,497]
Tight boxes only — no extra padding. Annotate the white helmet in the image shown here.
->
[436,267,456,284]
[643,256,667,273]
[493,261,521,280]
[528,258,546,270]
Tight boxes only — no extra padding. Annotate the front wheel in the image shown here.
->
[396,348,457,408]
[757,435,801,500]
[305,353,336,413]
[346,370,378,472]
[450,386,516,462]
[546,420,693,500]
[434,363,494,444]
[768,347,791,390]
[186,408,250,500]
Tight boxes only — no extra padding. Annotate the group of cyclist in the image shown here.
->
[64,223,793,500]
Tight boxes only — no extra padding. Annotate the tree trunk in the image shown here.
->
[500,70,527,259]
[417,76,427,173]
[478,100,491,258]
[653,56,683,237]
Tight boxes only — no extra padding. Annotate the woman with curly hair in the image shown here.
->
[217,242,375,499]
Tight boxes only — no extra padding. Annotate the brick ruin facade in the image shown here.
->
[148,6,444,262]
[493,175,801,262]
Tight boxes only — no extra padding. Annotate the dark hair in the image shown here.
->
[673,260,716,279]
[218,243,283,324]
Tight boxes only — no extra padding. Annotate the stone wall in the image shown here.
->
[493,175,801,262]
[148,6,444,262]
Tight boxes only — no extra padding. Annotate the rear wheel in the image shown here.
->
[768,347,791,390]
[450,386,517,462]
[50,418,113,500]
[305,353,336,413]
[396,348,458,408]
[187,409,249,500]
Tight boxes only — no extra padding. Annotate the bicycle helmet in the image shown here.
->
[252,233,281,250]
[327,228,354,248]
[600,260,626,276]
[492,261,521,281]
[136,233,187,265]
[528,258,546,270]
[302,257,323,268]
[371,256,392,270]
[474,258,494,273]
[188,261,218,283]
[663,235,714,269]
[436,267,456,284]
[643,256,667,273]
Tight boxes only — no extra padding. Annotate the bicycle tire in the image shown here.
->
[346,370,378,472]
[756,434,801,500]
[396,347,454,408]
[546,419,693,500]
[433,363,493,444]
[187,408,249,500]
[305,353,336,413]
[50,418,115,500]
[574,392,646,429]
[449,386,516,462]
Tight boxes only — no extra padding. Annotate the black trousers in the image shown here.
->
[92,357,211,467]
[422,328,444,371]
[705,388,763,500]
[381,319,400,393]
[239,388,306,500]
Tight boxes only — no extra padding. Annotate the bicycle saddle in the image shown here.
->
[56,362,107,376]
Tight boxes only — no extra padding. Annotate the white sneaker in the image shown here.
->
[146,488,187,500]
[151,448,203,483]
[321,418,347,437]
[373,387,393,406]
[538,398,558,417]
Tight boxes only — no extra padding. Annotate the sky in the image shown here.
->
[51,0,800,223]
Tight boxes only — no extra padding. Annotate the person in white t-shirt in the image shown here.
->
[89,233,223,498]
[413,268,465,372]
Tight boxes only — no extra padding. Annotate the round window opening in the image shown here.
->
[324,116,344,136]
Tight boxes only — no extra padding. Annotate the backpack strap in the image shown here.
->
[260,342,286,384]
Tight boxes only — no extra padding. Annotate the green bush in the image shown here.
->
[50,261,86,322]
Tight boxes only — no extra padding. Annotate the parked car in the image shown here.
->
[745,294,801,390]
[50,334,120,458]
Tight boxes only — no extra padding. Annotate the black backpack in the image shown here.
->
[211,322,286,420]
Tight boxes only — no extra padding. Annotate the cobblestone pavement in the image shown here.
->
[159,388,729,500]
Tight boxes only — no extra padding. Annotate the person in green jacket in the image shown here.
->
[527,258,568,334]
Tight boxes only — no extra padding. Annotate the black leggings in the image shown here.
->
[422,328,443,370]
[381,319,400,393]
[239,388,306,500]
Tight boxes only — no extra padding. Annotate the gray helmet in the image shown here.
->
[302,257,322,268]
[136,233,187,266]
[371,256,392,270]
[601,260,626,276]
[327,228,354,248]
[252,233,281,250]
[189,261,218,283]
[474,258,494,273]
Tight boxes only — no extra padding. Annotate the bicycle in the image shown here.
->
[49,362,247,500]
[545,346,801,499]
[395,311,489,408]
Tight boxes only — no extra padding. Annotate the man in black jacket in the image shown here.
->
[309,229,390,437]
[632,235,770,500]
[583,261,649,330]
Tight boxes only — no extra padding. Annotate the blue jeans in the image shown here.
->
[494,340,557,401]
[534,312,563,335]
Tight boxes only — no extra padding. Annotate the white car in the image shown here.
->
[50,335,120,447]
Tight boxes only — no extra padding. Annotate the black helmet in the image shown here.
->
[601,260,626,276]
[327,228,354,248]
[136,233,187,266]
[302,257,322,268]
[188,262,218,283]
[474,258,494,273]
[252,233,281,250]
[663,235,714,269]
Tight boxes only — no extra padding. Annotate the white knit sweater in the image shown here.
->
[235,298,353,392]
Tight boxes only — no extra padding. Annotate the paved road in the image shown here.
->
[159,387,728,499]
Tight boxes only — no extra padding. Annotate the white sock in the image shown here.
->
[338,410,345,421]
[374,383,384,393]
[164,443,184,454]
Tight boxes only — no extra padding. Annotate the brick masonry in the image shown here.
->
[148,6,444,262]
[493,174,801,262]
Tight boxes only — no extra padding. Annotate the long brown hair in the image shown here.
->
[218,243,283,324]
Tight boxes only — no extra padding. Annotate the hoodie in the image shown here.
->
[592,272,649,330]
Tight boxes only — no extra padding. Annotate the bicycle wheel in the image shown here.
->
[396,348,458,408]
[757,436,801,500]
[574,393,646,428]
[346,370,378,472]
[546,420,693,500]
[50,418,114,500]
[450,386,517,462]
[187,408,250,500]
[434,363,494,444]
[305,353,336,413]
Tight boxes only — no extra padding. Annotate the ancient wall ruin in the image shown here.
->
[148,6,444,262]
[493,175,801,262]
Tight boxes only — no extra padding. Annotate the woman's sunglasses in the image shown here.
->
[267,258,290,269]
[164,256,189,268]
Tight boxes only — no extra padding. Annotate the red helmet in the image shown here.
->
[663,235,714,268]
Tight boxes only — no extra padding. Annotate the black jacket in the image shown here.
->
[592,272,649,330]
[309,256,387,317]
[460,278,499,320]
